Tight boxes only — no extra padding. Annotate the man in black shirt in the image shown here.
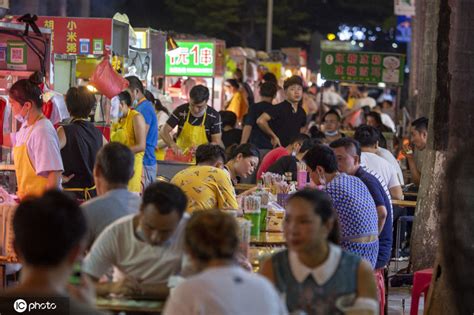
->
[162,85,223,154]
[240,81,277,149]
[257,75,307,147]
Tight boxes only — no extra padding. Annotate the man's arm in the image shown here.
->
[257,112,280,147]
[46,171,62,190]
[211,133,224,148]
[406,155,421,186]
[389,185,403,200]
[375,205,387,234]
[240,125,252,144]
[161,123,180,154]
[129,114,146,154]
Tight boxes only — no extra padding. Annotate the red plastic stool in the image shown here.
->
[410,268,433,315]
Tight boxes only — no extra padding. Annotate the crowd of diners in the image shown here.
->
[0,71,431,315]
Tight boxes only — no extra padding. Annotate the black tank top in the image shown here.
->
[61,120,103,189]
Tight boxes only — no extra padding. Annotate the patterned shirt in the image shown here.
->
[171,165,238,213]
[325,173,379,268]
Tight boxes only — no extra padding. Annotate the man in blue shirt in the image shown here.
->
[329,137,393,314]
[126,76,158,188]
[303,144,379,269]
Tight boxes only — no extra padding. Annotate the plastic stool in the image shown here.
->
[410,268,433,315]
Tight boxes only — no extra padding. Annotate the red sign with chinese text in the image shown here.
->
[35,17,112,55]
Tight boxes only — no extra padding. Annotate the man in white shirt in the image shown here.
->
[83,181,189,299]
[355,125,403,200]
[377,146,404,186]
[315,81,347,112]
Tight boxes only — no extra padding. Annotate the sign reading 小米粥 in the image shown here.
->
[320,51,405,85]
[165,41,215,77]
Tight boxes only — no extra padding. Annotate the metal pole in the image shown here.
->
[266,0,273,53]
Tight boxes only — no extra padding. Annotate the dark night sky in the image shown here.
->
[90,0,397,50]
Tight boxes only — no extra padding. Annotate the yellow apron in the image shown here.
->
[63,186,96,201]
[176,110,209,153]
[111,109,144,193]
[13,116,49,200]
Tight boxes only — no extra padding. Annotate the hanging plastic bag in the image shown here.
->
[90,56,129,99]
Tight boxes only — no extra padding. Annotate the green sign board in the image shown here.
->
[321,51,405,85]
[165,41,215,77]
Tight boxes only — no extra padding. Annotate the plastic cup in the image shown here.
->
[243,210,261,236]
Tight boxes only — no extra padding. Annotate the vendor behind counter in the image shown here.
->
[161,85,223,155]
[4,78,63,199]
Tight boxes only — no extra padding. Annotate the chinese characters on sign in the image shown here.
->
[37,16,112,55]
[66,20,77,53]
[165,41,215,77]
[320,51,405,85]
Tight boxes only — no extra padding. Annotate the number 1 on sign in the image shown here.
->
[190,45,199,64]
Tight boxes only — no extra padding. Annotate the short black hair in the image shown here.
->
[329,137,361,158]
[300,138,321,153]
[65,86,96,118]
[95,143,134,184]
[290,133,310,145]
[354,125,380,147]
[219,110,237,128]
[195,144,226,165]
[225,79,240,90]
[411,117,428,132]
[142,182,188,217]
[262,72,277,84]
[13,190,87,266]
[303,144,338,173]
[189,85,210,103]
[365,111,383,126]
[126,76,144,94]
[9,79,43,109]
[118,91,132,107]
[358,86,368,93]
[323,81,335,89]
[323,109,342,122]
[283,75,303,90]
[229,143,260,160]
[259,81,277,98]
[309,126,327,141]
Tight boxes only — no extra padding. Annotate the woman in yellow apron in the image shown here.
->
[6,79,63,200]
[111,91,146,193]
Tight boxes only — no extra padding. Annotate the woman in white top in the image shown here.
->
[4,78,63,199]
[261,189,378,314]
[163,210,287,315]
